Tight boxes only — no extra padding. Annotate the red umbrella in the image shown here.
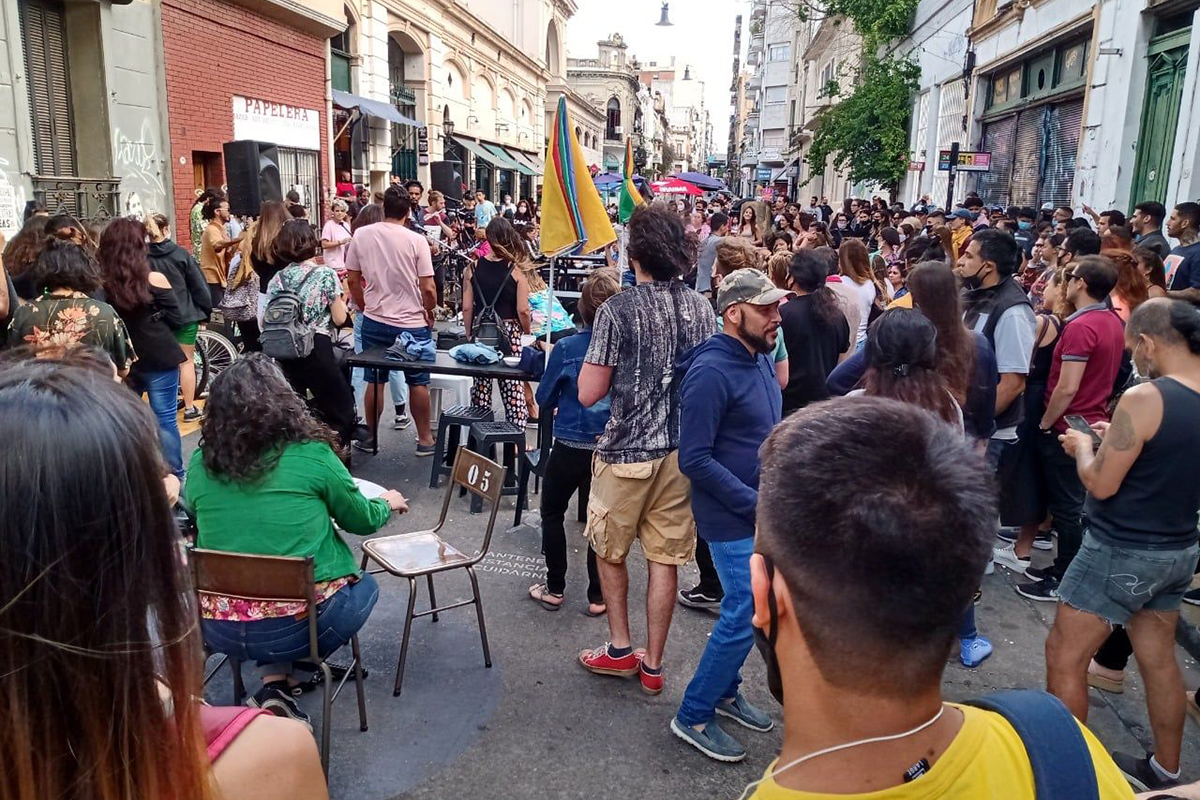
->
[650,177,703,196]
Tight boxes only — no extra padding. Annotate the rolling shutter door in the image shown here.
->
[19,0,76,177]
[973,116,1016,207]
[1009,109,1042,207]
[1038,98,1083,208]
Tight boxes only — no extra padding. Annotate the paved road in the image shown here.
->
[193,412,1200,799]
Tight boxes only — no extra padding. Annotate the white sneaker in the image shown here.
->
[393,414,411,430]
[993,543,1031,573]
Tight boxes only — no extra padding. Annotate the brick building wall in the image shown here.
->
[160,0,328,249]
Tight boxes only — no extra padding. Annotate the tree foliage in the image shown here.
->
[806,55,919,188]
[785,0,922,188]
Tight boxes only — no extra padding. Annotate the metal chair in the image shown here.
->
[189,548,368,776]
[360,447,506,697]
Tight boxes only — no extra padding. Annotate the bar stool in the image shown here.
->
[429,405,494,489]
[466,420,526,513]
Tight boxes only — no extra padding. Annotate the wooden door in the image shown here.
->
[1130,30,1190,207]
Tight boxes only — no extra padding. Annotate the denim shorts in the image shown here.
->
[1058,532,1199,625]
[360,316,431,386]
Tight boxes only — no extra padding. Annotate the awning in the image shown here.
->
[482,143,531,175]
[505,148,543,176]
[454,136,506,169]
[512,150,544,175]
[331,89,423,128]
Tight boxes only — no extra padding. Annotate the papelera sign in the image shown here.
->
[937,150,991,172]
[232,96,321,151]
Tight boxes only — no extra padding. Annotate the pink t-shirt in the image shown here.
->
[344,221,434,328]
[321,218,353,273]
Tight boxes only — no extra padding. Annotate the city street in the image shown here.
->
[196,421,1200,800]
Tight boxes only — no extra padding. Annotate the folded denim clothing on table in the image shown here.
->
[449,342,503,364]
[385,331,437,362]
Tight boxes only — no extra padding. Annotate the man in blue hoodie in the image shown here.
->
[672,268,785,762]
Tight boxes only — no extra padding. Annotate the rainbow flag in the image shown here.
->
[540,95,615,256]
[618,137,644,224]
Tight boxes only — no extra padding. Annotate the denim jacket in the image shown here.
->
[535,329,610,443]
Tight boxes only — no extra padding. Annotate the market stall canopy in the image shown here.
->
[332,90,423,128]
[650,178,703,196]
[669,171,725,191]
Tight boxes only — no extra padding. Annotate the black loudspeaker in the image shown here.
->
[430,160,463,203]
[222,140,283,217]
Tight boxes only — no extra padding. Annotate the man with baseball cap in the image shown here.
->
[672,269,785,762]
[949,207,975,261]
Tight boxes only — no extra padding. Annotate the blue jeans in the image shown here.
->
[360,316,431,386]
[351,312,407,411]
[131,368,183,479]
[201,573,379,679]
[677,536,755,726]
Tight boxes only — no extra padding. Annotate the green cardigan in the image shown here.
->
[186,441,391,583]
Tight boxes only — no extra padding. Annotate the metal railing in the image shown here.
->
[32,176,121,223]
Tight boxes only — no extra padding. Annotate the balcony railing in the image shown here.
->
[390,84,416,106]
[33,176,121,223]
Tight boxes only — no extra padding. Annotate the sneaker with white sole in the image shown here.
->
[1031,531,1054,551]
[393,414,411,430]
[993,543,1031,573]
[959,635,993,668]
[716,693,774,732]
[248,681,312,730]
[670,717,746,762]
[1183,588,1200,607]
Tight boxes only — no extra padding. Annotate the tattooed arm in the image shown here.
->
[1060,382,1164,500]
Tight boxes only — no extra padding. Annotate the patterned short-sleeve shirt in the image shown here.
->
[266,263,342,335]
[585,280,716,463]
[9,292,134,372]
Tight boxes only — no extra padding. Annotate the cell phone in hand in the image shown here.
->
[1064,414,1103,448]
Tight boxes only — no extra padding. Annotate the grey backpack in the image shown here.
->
[261,269,320,360]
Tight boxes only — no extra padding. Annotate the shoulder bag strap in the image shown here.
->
[967,690,1100,800]
[472,261,515,323]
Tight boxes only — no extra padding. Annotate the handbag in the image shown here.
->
[219,260,259,322]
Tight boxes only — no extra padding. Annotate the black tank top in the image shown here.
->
[1027,314,1061,386]
[472,258,518,321]
[1086,377,1200,549]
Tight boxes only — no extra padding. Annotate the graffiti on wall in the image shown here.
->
[0,156,28,237]
[113,117,165,215]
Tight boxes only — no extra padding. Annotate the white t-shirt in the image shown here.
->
[844,276,877,347]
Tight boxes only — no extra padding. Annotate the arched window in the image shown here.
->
[606,97,620,140]
[545,21,562,78]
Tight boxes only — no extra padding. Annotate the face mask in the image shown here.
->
[752,556,785,704]
[1018,220,1033,231]
[960,265,988,291]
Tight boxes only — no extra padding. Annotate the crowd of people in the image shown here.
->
[3,176,1200,800]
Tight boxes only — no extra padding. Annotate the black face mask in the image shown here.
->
[752,555,784,705]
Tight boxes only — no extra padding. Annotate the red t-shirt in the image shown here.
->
[1044,305,1126,431]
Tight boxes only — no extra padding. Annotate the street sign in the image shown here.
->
[908,161,926,172]
[417,128,429,166]
[755,167,772,181]
[937,150,991,172]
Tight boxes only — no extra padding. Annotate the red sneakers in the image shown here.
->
[638,661,664,695]
[578,643,641,677]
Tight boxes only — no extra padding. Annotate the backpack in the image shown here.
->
[471,262,515,355]
[966,689,1100,800]
[261,268,322,360]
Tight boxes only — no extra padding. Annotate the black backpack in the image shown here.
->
[261,268,321,360]
[471,262,515,355]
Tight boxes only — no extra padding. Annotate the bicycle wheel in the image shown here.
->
[195,329,239,397]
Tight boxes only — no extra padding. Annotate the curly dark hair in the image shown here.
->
[28,239,101,295]
[3,216,51,278]
[97,218,152,314]
[198,354,343,483]
[627,204,696,280]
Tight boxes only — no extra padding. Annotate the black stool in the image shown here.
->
[430,406,494,488]
[467,420,526,513]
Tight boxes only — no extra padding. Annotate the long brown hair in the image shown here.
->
[0,355,211,800]
[486,216,543,290]
[251,200,290,264]
[862,308,960,426]
[906,261,975,404]
[97,218,153,314]
[1103,247,1149,312]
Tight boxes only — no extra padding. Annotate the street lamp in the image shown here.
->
[656,2,673,26]
[444,119,455,138]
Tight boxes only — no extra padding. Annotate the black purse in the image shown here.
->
[471,263,515,355]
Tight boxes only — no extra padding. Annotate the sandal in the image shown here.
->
[528,583,564,611]
[583,602,607,618]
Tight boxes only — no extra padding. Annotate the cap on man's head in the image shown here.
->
[1041,202,1055,212]
[949,208,974,221]
[715,268,790,313]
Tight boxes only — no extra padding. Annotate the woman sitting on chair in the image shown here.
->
[0,350,328,800]
[186,354,409,726]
